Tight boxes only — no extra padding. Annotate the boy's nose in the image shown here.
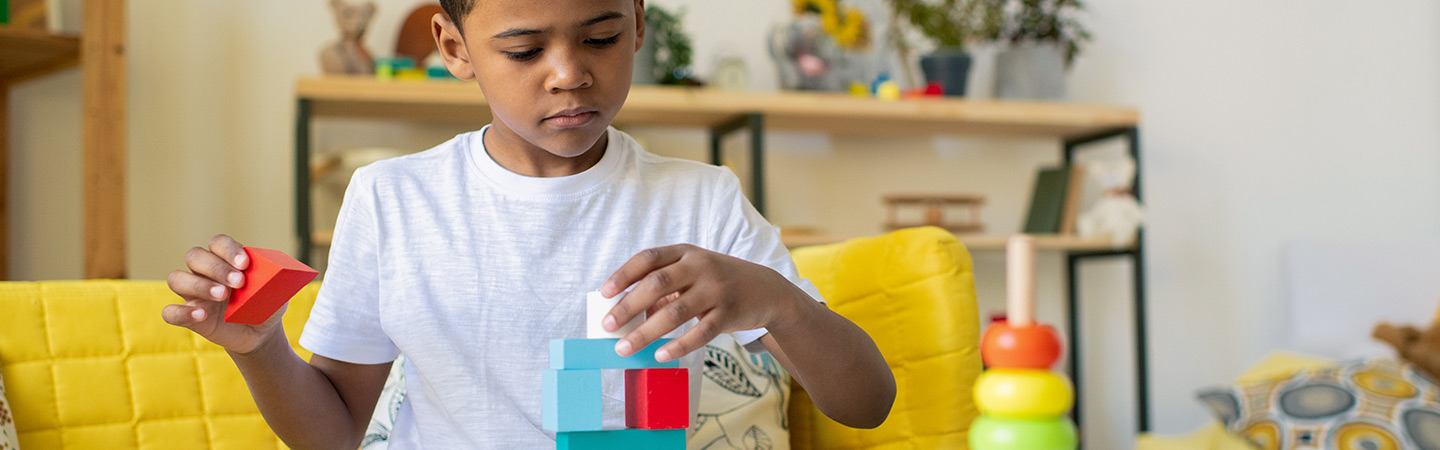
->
[545,50,593,93]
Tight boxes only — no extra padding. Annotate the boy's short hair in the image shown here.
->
[440,0,473,27]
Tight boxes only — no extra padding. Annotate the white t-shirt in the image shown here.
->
[299,126,822,449]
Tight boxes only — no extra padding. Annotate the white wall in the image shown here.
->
[9,0,1440,446]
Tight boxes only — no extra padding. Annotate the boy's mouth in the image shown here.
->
[544,108,600,129]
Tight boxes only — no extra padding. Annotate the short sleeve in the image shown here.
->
[708,170,826,353]
[299,166,400,364]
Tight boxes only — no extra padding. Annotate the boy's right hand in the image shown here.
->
[163,234,285,354]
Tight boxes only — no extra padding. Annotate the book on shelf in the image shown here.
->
[1023,164,1086,235]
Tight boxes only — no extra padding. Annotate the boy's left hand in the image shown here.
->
[600,244,803,362]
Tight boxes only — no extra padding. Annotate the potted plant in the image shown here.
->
[886,0,1003,96]
[634,5,696,86]
[992,0,1090,100]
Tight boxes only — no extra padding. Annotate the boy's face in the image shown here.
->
[433,0,644,161]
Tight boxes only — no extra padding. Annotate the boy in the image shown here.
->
[162,0,895,448]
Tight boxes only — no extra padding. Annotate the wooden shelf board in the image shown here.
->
[780,233,1129,252]
[313,228,1126,253]
[297,76,1139,138]
[0,28,81,83]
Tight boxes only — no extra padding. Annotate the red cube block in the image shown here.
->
[224,247,318,325]
[625,368,689,430]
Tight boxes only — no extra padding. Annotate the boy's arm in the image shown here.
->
[757,286,895,429]
[229,331,391,450]
[162,234,389,450]
[601,246,896,429]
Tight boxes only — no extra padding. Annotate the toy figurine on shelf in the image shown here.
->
[883,193,985,233]
[319,0,377,76]
[971,235,1079,450]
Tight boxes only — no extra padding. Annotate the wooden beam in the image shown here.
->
[1,84,9,280]
[82,0,125,279]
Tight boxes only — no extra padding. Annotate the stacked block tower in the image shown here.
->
[969,236,1080,450]
[542,292,690,449]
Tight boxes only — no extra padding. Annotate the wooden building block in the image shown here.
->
[586,291,643,339]
[224,247,318,324]
[549,338,678,370]
[542,369,603,432]
[556,429,685,449]
[625,368,689,429]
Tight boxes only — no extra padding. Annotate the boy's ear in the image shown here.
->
[432,13,475,80]
[633,0,646,52]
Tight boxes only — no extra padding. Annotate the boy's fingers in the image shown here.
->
[161,303,208,328]
[617,292,707,358]
[186,246,245,289]
[168,270,228,302]
[657,315,722,363]
[606,265,691,331]
[601,245,690,297]
[208,234,249,271]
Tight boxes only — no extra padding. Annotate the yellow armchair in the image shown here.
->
[789,226,984,449]
[0,281,321,449]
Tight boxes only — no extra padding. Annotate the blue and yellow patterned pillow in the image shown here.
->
[1198,358,1440,450]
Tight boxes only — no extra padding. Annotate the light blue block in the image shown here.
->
[556,429,686,449]
[549,338,679,369]
[542,369,603,432]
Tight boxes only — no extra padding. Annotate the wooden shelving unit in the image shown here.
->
[296,75,1150,432]
[0,28,80,83]
[296,75,1140,254]
[297,75,1137,137]
[0,28,81,281]
[1,0,127,280]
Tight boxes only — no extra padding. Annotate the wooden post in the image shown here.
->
[82,0,126,279]
[1,84,8,279]
[1006,235,1036,326]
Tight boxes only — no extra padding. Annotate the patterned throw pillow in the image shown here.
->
[691,333,791,450]
[1197,358,1440,450]
[361,357,408,450]
[1,371,18,450]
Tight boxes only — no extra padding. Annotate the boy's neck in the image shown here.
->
[482,126,609,178]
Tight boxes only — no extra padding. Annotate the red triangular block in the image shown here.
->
[224,247,318,325]
[625,368,689,430]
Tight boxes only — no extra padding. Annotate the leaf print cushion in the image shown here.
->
[690,333,791,450]
[1,372,18,450]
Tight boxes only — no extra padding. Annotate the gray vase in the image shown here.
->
[632,24,658,85]
[919,49,973,97]
[994,42,1068,100]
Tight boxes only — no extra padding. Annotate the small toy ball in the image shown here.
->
[969,416,1078,450]
[876,81,902,101]
[849,82,870,98]
[981,322,1063,370]
[974,369,1074,418]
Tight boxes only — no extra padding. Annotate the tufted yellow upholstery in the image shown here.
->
[0,280,321,449]
[788,227,983,450]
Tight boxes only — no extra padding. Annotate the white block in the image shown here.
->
[587,291,644,339]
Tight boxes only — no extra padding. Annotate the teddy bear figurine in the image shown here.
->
[1373,320,1440,382]
[319,0,377,75]
[1077,158,1145,247]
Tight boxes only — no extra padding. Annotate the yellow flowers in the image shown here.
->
[793,0,871,50]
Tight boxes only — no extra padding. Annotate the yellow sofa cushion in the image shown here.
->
[788,227,983,450]
[0,280,321,449]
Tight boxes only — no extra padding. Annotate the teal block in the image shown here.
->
[556,429,686,449]
[550,338,679,369]
[542,369,603,432]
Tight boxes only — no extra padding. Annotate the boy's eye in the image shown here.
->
[586,34,621,47]
[504,48,542,61]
